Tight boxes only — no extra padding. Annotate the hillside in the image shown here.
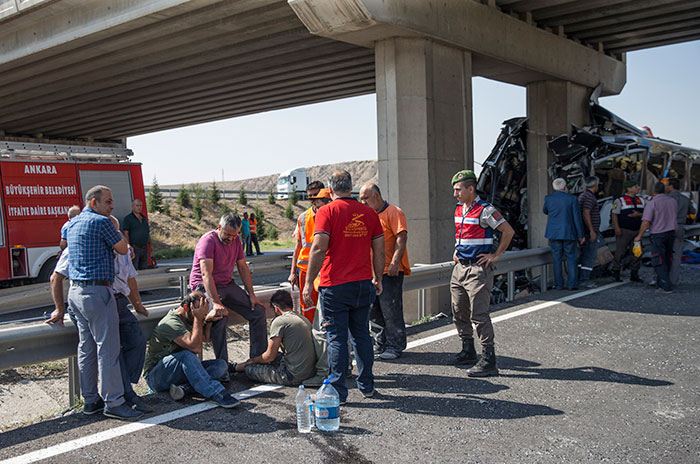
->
[161,159,377,193]
[150,160,377,258]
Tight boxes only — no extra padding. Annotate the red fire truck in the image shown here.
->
[0,141,147,286]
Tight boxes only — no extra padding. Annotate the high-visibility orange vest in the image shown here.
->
[296,207,315,272]
[249,218,257,234]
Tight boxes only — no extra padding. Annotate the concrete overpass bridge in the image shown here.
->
[1,0,699,312]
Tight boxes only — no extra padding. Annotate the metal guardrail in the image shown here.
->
[0,251,293,316]
[0,225,697,400]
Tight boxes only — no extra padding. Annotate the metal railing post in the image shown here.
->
[507,271,515,302]
[541,265,548,293]
[68,356,80,407]
[179,275,187,300]
[418,288,425,320]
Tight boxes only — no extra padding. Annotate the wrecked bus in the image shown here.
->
[477,102,700,249]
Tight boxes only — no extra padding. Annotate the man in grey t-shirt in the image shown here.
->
[666,177,696,285]
[232,290,317,385]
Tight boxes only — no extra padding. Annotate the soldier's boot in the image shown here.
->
[453,338,478,365]
[613,269,622,282]
[467,345,498,377]
[630,269,643,283]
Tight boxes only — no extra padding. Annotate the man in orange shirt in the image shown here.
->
[288,181,328,323]
[360,183,410,360]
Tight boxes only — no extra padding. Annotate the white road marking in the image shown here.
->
[0,384,282,464]
[406,282,624,350]
[3,282,623,463]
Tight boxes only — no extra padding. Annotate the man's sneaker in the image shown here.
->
[83,399,104,415]
[103,403,144,420]
[581,281,598,289]
[361,389,375,399]
[169,383,195,401]
[125,396,153,413]
[210,391,240,408]
[377,351,400,360]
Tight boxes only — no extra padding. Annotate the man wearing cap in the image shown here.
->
[288,181,330,323]
[543,178,585,290]
[578,176,602,288]
[611,180,645,283]
[450,170,514,377]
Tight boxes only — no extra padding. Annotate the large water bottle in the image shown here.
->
[296,385,312,433]
[314,376,340,432]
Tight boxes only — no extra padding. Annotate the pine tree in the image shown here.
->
[253,206,266,239]
[176,185,191,208]
[193,197,203,223]
[147,176,163,213]
[284,203,294,220]
[289,187,298,206]
[208,180,221,204]
[239,186,248,206]
[268,190,276,205]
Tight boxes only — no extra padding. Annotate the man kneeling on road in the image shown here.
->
[143,291,240,408]
[231,290,318,386]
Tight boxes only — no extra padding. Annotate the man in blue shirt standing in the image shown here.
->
[66,185,142,420]
[543,178,585,290]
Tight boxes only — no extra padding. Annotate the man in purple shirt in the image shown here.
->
[190,213,266,368]
[635,182,677,293]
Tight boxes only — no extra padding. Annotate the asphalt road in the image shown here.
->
[1,266,699,463]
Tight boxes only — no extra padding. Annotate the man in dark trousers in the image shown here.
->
[611,180,645,283]
[666,177,695,286]
[450,170,514,377]
[578,176,602,288]
[635,182,677,293]
[543,178,585,290]
[123,199,150,270]
[189,213,266,367]
[303,170,385,403]
[359,182,410,360]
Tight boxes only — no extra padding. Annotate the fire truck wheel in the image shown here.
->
[37,257,57,283]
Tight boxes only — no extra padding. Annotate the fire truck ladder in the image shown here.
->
[0,141,132,162]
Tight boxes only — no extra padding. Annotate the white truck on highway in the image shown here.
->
[276,167,307,199]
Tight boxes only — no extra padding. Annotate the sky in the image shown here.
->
[129,40,700,187]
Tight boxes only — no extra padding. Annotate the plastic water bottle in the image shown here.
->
[295,386,312,433]
[314,376,340,432]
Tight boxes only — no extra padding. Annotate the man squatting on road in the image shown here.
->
[143,290,240,408]
[47,215,153,414]
[450,170,514,377]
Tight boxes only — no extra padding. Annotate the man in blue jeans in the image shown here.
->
[303,170,385,404]
[578,176,602,288]
[543,178,585,290]
[144,291,240,408]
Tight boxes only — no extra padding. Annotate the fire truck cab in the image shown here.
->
[0,141,147,286]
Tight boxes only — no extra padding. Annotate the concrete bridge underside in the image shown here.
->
[1,0,699,315]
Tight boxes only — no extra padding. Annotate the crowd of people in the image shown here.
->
[544,175,695,293]
[44,167,693,421]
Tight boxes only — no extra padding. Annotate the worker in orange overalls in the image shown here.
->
[288,182,330,323]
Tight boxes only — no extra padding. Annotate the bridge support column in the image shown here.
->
[526,81,589,249]
[375,38,473,318]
